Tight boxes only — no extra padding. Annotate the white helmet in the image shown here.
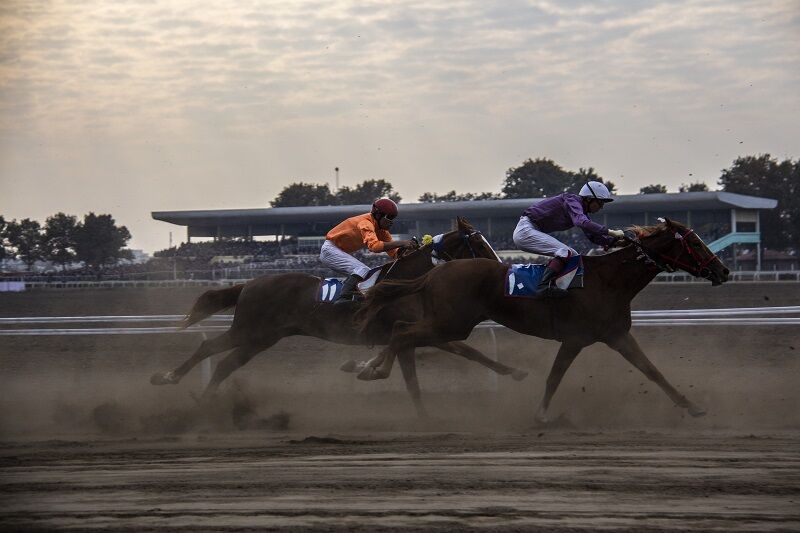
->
[579,181,614,202]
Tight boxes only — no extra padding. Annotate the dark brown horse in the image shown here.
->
[355,219,730,421]
[150,217,527,416]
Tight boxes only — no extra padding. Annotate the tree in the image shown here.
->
[501,158,616,198]
[418,191,501,202]
[336,179,401,204]
[5,218,44,270]
[0,215,7,266]
[501,158,573,198]
[270,182,337,207]
[639,184,668,194]
[571,167,617,194]
[679,182,709,192]
[43,212,78,271]
[718,154,799,251]
[73,213,132,270]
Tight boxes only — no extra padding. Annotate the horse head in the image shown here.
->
[629,218,730,285]
[423,216,501,262]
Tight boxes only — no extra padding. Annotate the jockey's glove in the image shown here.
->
[608,229,625,239]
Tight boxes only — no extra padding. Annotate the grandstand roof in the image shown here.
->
[152,191,777,227]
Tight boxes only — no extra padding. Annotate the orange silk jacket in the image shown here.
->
[326,213,398,257]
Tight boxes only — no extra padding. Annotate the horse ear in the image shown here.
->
[660,217,674,228]
[457,216,473,232]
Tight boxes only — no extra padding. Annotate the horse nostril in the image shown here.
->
[723,268,730,276]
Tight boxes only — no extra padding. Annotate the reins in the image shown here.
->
[623,228,721,278]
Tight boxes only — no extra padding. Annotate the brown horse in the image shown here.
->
[355,219,730,421]
[150,217,527,416]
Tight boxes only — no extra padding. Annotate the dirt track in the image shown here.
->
[1,282,799,530]
[1,431,799,531]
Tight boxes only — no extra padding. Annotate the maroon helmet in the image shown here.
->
[371,197,398,219]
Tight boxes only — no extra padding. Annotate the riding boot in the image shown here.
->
[333,273,364,303]
[536,258,569,298]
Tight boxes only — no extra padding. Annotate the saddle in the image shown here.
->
[317,265,382,303]
[505,256,584,298]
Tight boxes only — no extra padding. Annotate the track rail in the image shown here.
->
[1,306,798,335]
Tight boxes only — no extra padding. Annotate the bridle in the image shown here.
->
[625,228,721,279]
[430,229,500,262]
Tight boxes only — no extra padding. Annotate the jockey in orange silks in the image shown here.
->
[513,181,625,295]
[319,198,414,301]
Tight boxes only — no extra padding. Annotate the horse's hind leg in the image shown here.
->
[606,332,705,417]
[435,342,528,381]
[151,330,235,385]
[201,339,277,398]
[397,350,429,419]
[535,341,583,423]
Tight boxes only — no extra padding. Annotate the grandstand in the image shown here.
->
[153,191,777,269]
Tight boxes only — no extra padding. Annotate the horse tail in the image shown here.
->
[355,275,430,335]
[181,284,245,329]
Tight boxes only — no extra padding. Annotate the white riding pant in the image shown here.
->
[319,240,371,279]
[512,216,576,259]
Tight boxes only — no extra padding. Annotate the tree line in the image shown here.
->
[271,154,799,251]
[0,212,131,271]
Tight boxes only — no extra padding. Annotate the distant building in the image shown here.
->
[153,191,778,270]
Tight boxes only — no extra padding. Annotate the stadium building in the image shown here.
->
[153,191,777,270]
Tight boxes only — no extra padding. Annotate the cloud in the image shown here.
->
[0,0,798,251]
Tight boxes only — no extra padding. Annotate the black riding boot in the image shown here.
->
[536,259,569,298]
[333,273,364,303]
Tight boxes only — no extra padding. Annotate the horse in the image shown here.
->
[150,217,528,416]
[354,218,730,422]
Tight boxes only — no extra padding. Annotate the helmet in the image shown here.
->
[372,197,399,219]
[579,181,614,202]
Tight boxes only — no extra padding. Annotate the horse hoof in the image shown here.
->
[340,360,367,373]
[339,360,358,373]
[150,371,178,385]
[357,366,377,381]
[357,367,389,381]
[511,369,529,381]
[688,404,706,417]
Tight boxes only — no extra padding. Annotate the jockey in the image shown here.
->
[513,181,625,295]
[320,197,414,302]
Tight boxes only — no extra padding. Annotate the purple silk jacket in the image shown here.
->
[523,193,615,247]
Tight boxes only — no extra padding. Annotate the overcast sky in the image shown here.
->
[1,0,798,252]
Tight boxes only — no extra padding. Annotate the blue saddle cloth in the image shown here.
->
[317,265,383,303]
[318,278,343,302]
[505,256,584,298]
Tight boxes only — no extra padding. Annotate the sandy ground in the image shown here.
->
[1,431,798,531]
[0,282,798,530]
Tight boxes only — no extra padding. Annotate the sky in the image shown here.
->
[1,0,798,253]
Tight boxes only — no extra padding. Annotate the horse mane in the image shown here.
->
[628,219,688,238]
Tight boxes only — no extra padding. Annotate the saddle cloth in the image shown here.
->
[317,265,383,303]
[505,256,584,297]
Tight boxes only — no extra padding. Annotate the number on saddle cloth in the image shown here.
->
[317,265,383,303]
[505,256,585,298]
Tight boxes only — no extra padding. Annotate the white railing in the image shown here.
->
[655,270,800,282]
[1,306,799,335]
[4,270,799,289]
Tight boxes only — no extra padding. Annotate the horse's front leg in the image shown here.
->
[606,332,705,417]
[535,341,583,423]
[396,349,429,418]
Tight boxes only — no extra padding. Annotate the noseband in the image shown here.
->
[431,230,487,261]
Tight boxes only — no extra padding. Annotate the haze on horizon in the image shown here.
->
[1,0,798,253]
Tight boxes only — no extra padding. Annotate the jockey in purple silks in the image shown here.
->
[513,181,625,296]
